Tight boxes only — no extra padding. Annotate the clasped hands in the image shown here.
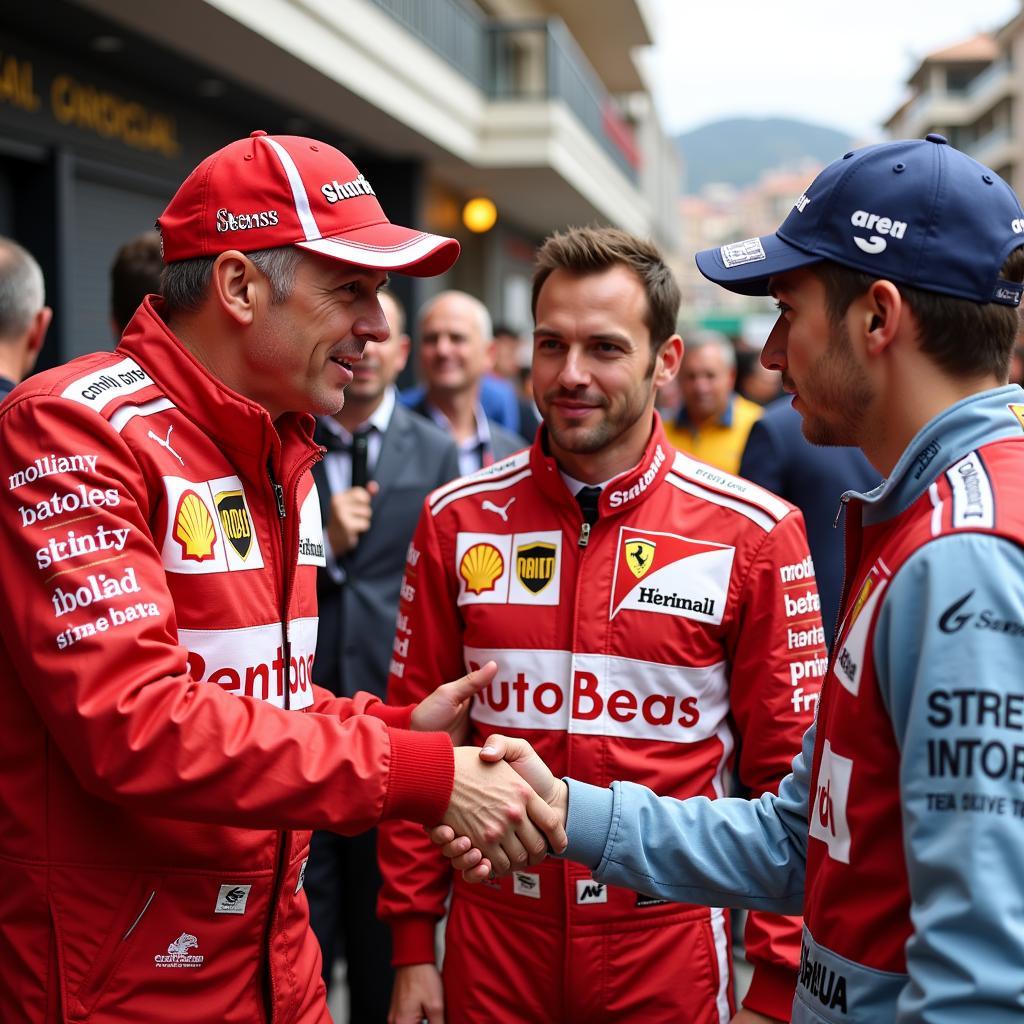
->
[410,661,567,875]
[439,735,568,875]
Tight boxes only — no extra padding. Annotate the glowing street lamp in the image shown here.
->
[462,197,497,233]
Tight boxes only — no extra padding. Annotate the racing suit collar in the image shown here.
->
[841,384,1024,526]
[118,296,319,470]
[529,412,674,518]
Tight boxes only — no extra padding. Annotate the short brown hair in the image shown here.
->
[532,227,680,366]
[111,230,163,333]
[813,246,1024,380]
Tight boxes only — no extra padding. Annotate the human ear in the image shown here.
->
[654,334,683,387]
[858,281,902,356]
[209,251,261,326]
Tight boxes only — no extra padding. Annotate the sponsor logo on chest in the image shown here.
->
[455,531,562,607]
[513,872,541,899]
[798,939,848,1014]
[808,739,853,863]
[180,617,317,710]
[466,647,727,744]
[609,527,733,625]
[160,475,264,574]
[833,565,889,698]
[297,484,327,566]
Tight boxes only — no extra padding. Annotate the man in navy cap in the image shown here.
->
[436,135,1024,1023]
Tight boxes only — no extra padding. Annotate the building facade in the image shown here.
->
[884,20,1024,195]
[0,0,679,367]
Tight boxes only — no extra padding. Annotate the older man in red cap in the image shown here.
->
[0,132,563,1023]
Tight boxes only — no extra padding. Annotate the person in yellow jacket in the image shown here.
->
[665,329,762,473]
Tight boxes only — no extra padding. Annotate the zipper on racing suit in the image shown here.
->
[259,448,321,1022]
[564,500,596,1016]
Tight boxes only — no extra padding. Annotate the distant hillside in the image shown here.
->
[677,117,856,192]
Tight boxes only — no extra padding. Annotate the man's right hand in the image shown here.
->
[326,482,378,556]
[389,963,444,1024]
[437,737,569,880]
[444,745,567,875]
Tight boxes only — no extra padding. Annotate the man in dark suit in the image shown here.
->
[740,396,878,641]
[0,237,51,400]
[410,290,525,468]
[305,289,460,1021]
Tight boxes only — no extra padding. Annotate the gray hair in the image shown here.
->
[0,238,45,340]
[683,328,736,370]
[160,245,302,313]
[417,289,492,342]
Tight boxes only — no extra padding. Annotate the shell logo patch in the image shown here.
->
[161,475,264,575]
[460,543,504,595]
[625,538,656,579]
[1009,403,1024,432]
[173,490,217,561]
[455,531,561,606]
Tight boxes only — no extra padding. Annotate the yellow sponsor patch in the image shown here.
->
[459,542,504,595]
[1008,403,1024,432]
[173,490,217,562]
[516,541,557,594]
[624,538,656,580]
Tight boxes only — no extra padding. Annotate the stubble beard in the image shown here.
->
[797,323,872,448]
[542,381,651,456]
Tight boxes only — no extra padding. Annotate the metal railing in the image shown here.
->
[368,0,487,89]
[489,18,638,181]
[368,1,639,182]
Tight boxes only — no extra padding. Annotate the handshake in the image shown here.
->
[408,659,569,876]
[437,735,569,879]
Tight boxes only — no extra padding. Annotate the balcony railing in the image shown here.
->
[368,0,487,88]
[368,1,639,182]
[490,19,639,181]
[966,59,1012,101]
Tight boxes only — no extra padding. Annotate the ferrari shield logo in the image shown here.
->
[625,538,656,579]
[215,489,253,560]
[516,542,556,594]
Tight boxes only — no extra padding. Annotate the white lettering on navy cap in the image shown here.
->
[850,209,908,255]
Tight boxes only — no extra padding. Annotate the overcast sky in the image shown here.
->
[642,0,1021,140]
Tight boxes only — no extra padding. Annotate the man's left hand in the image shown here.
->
[410,661,497,742]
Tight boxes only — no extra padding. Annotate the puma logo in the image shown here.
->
[148,425,184,465]
[481,497,515,522]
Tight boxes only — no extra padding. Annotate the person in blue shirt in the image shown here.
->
[740,397,877,640]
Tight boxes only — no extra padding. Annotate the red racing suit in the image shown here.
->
[379,418,826,1022]
[0,298,454,1024]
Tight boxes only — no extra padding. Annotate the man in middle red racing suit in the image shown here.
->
[379,227,826,1024]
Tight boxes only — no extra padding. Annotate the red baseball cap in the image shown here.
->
[158,131,459,276]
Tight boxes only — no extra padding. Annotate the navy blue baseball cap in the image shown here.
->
[695,134,1024,307]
